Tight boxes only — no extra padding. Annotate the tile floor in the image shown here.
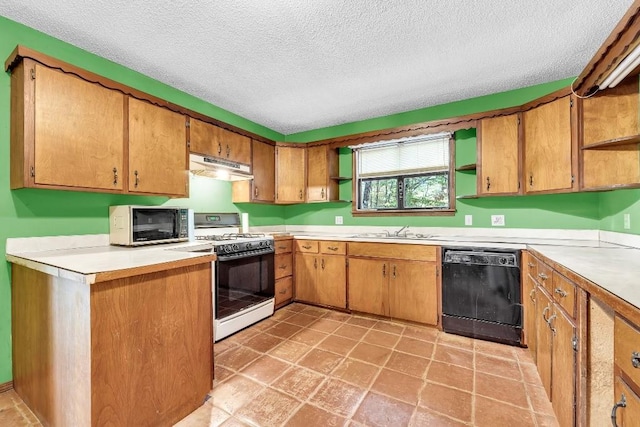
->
[0,302,559,426]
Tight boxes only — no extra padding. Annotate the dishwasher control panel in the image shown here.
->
[443,250,518,267]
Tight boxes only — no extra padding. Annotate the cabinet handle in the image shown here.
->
[299,189,303,200]
[226,144,230,158]
[254,187,259,198]
[134,170,139,188]
[529,288,536,302]
[321,259,325,270]
[382,264,386,277]
[279,289,287,295]
[632,351,640,368]
[529,174,534,188]
[113,167,118,185]
[486,177,491,191]
[217,142,222,155]
[302,245,312,249]
[278,265,287,270]
[542,305,550,322]
[314,258,317,269]
[611,393,626,427]
[321,188,325,198]
[392,265,396,279]
[554,288,568,298]
[327,246,339,251]
[546,313,557,334]
[528,262,535,268]
[277,245,287,250]
[538,272,548,280]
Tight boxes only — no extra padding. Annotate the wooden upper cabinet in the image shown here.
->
[276,145,306,204]
[128,98,188,197]
[523,96,575,194]
[307,145,339,202]
[189,118,251,165]
[581,79,640,189]
[251,140,275,202]
[477,114,520,195]
[11,60,125,191]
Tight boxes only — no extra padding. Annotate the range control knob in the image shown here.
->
[498,257,507,265]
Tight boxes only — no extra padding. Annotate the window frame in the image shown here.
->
[351,135,456,217]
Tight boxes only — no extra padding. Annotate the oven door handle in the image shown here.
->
[216,249,275,261]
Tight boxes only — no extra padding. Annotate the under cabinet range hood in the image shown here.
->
[189,153,253,181]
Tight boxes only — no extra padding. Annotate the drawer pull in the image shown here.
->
[538,272,548,280]
[279,289,287,295]
[632,351,640,368]
[278,265,287,270]
[327,246,339,251]
[277,245,287,250]
[542,305,551,322]
[554,288,568,298]
[529,288,536,302]
[611,393,626,427]
[302,245,312,249]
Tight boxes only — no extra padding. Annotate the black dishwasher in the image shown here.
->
[442,247,522,346]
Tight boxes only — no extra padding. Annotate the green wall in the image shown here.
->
[0,16,286,383]
[599,189,640,234]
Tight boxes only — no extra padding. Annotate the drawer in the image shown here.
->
[275,253,293,280]
[615,316,640,389]
[274,238,293,254]
[536,260,553,291]
[551,272,576,317]
[295,240,319,253]
[348,242,436,261]
[613,376,640,426]
[275,276,293,306]
[524,252,538,278]
[320,241,346,255]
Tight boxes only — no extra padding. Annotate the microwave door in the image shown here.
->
[132,209,179,242]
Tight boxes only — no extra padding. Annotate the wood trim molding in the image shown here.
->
[574,1,640,95]
[5,45,275,144]
[0,381,14,393]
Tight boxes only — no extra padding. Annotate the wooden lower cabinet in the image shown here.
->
[274,237,294,309]
[294,244,347,309]
[11,262,213,427]
[536,287,553,396]
[523,266,537,362]
[612,315,640,426]
[347,243,438,326]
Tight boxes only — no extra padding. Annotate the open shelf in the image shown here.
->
[330,176,352,181]
[455,163,477,171]
[456,194,479,200]
[582,134,640,150]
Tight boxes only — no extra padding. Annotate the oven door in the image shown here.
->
[215,251,275,320]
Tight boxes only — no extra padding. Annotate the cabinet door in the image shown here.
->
[190,118,251,165]
[276,146,306,203]
[307,145,328,202]
[128,98,187,196]
[34,64,124,190]
[524,96,573,193]
[252,140,275,202]
[536,287,553,398]
[613,377,640,426]
[523,273,537,362]
[317,255,346,309]
[388,260,437,325]
[294,253,317,303]
[348,258,388,316]
[550,306,576,427]
[478,114,519,195]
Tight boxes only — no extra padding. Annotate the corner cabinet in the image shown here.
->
[128,98,188,197]
[232,139,275,203]
[10,60,125,192]
[523,95,577,194]
[477,113,521,195]
[275,145,306,204]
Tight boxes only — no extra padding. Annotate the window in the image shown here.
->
[353,132,454,214]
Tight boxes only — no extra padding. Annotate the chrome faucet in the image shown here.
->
[394,225,410,236]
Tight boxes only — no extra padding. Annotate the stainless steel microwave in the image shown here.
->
[109,205,190,246]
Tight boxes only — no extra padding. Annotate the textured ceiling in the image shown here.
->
[0,1,634,134]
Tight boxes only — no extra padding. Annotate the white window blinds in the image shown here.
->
[354,132,451,178]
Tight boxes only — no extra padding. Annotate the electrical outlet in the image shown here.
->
[491,215,505,227]
[624,213,631,230]
[465,215,473,226]
[335,216,343,225]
